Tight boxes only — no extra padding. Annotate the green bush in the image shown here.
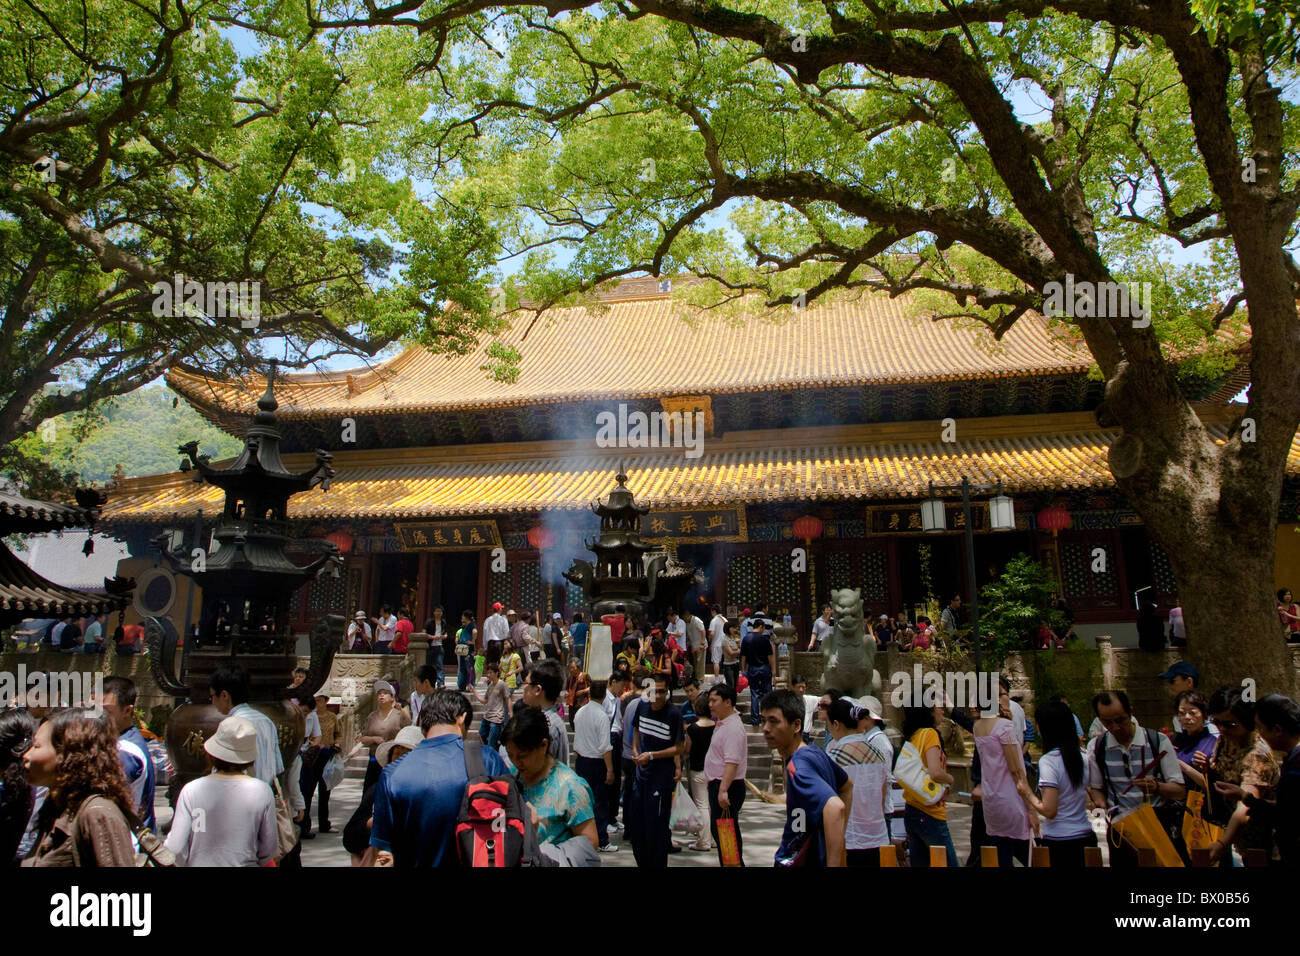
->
[977,554,1065,669]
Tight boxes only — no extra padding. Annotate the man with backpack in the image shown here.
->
[1086,689,1186,867]
[368,688,512,867]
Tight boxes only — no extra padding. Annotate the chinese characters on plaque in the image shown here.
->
[867,504,1015,535]
[642,507,746,543]
[395,520,502,550]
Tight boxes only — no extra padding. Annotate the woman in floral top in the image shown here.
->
[502,708,598,855]
[1199,687,1280,863]
[499,646,523,690]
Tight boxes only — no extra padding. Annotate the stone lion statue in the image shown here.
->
[821,588,880,699]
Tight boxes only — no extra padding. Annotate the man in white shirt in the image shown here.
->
[374,605,398,654]
[482,602,510,658]
[681,609,706,678]
[211,665,285,787]
[708,605,727,675]
[665,609,687,648]
[574,682,618,853]
[604,672,630,832]
[809,605,833,651]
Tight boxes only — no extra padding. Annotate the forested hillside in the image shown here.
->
[27,387,243,483]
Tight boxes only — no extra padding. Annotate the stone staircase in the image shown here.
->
[345,677,783,787]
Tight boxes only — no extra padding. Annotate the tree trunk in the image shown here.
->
[1118,445,1296,699]
[1164,532,1294,699]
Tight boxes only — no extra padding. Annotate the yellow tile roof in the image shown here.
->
[102,410,1300,523]
[166,286,1095,419]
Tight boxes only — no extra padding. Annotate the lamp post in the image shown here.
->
[920,478,1015,675]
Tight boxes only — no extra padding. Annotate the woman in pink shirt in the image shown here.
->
[972,690,1037,866]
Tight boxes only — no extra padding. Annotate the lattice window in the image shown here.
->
[864,550,888,603]
[1060,542,1089,600]
[1150,540,1177,594]
[490,566,512,607]
[825,551,852,594]
[1090,544,1119,605]
[565,581,585,613]
[728,554,760,610]
[519,559,541,611]
[346,568,363,615]
[766,553,798,610]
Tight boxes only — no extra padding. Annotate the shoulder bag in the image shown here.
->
[269,777,300,862]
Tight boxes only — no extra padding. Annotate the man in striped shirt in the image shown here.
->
[1087,689,1185,867]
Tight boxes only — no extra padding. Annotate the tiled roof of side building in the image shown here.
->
[99,409,1300,523]
[166,286,1100,420]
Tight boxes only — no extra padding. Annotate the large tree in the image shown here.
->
[304,0,1298,692]
[0,0,507,494]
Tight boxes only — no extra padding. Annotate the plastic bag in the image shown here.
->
[1111,802,1185,867]
[716,812,742,866]
[321,752,346,791]
[669,783,702,832]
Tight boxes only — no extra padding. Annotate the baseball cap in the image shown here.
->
[492,602,503,611]
[552,612,562,620]
[1158,661,1199,682]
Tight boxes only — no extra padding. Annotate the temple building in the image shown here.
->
[99,277,1300,647]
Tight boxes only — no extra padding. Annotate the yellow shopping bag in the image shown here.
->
[1182,791,1223,853]
[1111,802,1185,867]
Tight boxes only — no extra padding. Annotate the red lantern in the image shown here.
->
[792,515,824,541]
[527,526,554,550]
[1036,506,1072,533]
[325,530,354,554]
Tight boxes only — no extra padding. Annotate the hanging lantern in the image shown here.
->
[921,497,947,533]
[792,515,823,542]
[527,525,554,550]
[325,530,354,554]
[988,494,1016,531]
[1036,505,1072,533]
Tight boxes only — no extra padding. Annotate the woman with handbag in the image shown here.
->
[165,716,278,866]
[21,708,138,867]
[898,705,958,867]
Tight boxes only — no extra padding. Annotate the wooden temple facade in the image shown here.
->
[98,278,1300,646]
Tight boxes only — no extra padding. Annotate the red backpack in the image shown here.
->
[455,739,542,867]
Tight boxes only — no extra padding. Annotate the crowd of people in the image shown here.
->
[4,595,1300,871]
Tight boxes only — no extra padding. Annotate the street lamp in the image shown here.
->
[920,478,1014,674]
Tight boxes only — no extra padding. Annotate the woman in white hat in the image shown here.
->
[164,716,277,866]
